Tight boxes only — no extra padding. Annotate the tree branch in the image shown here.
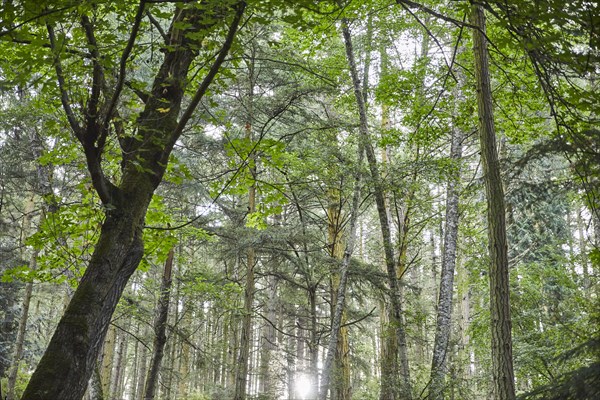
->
[145,9,168,42]
[103,0,147,129]
[168,1,247,146]
[46,22,83,138]
[80,14,119,205]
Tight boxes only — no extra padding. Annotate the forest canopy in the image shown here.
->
[0,0,598,399]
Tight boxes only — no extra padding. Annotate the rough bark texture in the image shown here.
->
[429,128,463,399]
[341,19,412,400]
[471,5,516,400]
[21,4,245,399]
[143,248,174,400]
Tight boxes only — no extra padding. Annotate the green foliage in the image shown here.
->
[2,182,102,286]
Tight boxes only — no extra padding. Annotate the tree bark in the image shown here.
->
[471,5,516,400]
[21,4,245,399]
[429,127,463,400]
[143,248,174,400]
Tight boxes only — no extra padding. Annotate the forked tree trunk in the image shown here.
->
[471,5,516,400]
[21,4,244,399]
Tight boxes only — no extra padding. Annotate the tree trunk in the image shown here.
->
[327,189,351,400]
[319,126,364,400]
[429,127,463,399]
[143,248,174,400]
[6,279,33,400]
[21,5,244,399]
[135,332,149,400]
[113,321,130,399]
[471,5,516,400]
[7,195,41,400]
[100,325,117,398]
[341,19,412,400]
[259,274,278,399]
[234,49,257,400]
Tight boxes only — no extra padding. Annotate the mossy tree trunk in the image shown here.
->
[21,3,245,399]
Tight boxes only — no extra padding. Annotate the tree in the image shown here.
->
[471,4,516,399]
[0,2,246,398]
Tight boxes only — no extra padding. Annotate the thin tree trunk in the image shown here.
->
[309,286,319,396]
[429,127,463,399]
[319,122,365,400]
[7,197,36,400]
[471,5,516,400]
[133,328,148,400]
[577,208,590,289]
[341,19,412,400]
[234,48,257,400]
[101,325,117,398]
[143,248,174,400]
[259,273,278,399]
[6,278,33,400]
[327,188,352,400]
[8,123,58,400]
[115,322,130,399]
[87,365,104,400]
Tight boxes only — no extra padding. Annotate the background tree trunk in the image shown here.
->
[471,5,516,400]
[328,189,351,400]
[341,19,412,400]
[234,49,257,400]
[429,127,463,399]
[143,248,174,400]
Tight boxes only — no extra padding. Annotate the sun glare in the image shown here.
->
[294,374,313,399]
